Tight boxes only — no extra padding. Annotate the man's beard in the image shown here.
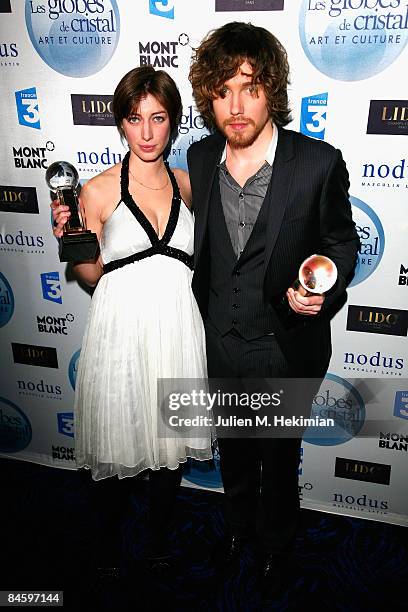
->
[218,115,269,149]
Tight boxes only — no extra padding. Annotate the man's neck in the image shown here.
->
[225,123,275,187]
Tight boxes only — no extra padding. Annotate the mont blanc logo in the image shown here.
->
[399,264,408,286]
[13,140,55,170]
[36,312,74,335]
[52,445,75,461]
[298,481,313,500]
[378,431,408,452]
[138,34,190,69]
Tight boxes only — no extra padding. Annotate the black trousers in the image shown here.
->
[206,321,302,555]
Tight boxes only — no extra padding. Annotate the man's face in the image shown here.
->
[212,61,270,148]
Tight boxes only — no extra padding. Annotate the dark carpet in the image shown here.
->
[1,457,407,611]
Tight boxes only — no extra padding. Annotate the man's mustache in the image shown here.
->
[223,117,255,127]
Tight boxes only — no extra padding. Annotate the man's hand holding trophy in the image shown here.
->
[286,254,338,318]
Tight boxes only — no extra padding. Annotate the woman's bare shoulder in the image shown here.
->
[79,162,122,221]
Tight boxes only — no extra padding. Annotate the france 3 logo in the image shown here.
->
[57,412,74,438]
[41,271,62,304]
[15,87,40,130]
[394,391,408,420]
[300,92,328,140]
[149,0,174,19]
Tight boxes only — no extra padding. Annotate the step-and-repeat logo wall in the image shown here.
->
[0,0,406,526]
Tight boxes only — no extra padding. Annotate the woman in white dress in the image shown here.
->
[51,66,213,571]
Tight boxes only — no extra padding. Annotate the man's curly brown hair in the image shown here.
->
[189,22,291,130]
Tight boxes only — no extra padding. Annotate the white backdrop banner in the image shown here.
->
[0,0,407,526]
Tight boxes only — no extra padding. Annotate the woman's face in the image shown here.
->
[122,93,171,162]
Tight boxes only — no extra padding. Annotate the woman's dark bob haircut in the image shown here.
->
[113,66,182,142]
[189,22,291,130]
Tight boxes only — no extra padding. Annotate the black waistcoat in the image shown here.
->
[207,170,276,340]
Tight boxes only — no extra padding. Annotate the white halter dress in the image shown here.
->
[74,152,213,480]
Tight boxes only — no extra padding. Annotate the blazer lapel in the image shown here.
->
[262,128,296,276]
[193,135,224,264]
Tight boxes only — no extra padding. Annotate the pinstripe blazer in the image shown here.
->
[187,127,360,375]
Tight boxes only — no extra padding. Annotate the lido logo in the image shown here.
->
[149,0,174,19]
[15,87,40,129]
[299,0,408,81]
[0,0,12,12]
[0,272,14,327]
[25,0,120,78]
[349,195,384,287]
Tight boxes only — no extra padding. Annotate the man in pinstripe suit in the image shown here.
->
[188,22,359,597]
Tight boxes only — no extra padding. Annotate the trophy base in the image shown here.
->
[59,231,99,262]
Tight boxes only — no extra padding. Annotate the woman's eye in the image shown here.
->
[128,116,139,124]
[154,115,165,123]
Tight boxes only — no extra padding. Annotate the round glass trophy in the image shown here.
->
[46,161,98,262]
[297,254,338,295]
